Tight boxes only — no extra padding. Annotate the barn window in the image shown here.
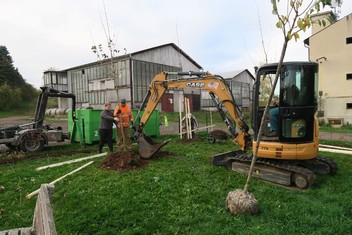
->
[347,103,352,109]
[347,74,352,80]
[347,37,352,44]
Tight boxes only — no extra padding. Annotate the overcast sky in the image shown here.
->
[1,0,351,88]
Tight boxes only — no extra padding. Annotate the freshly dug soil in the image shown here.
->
[209,129,228,137]
[100,150,172,172]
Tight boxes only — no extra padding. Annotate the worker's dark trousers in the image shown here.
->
[98,129,113,153]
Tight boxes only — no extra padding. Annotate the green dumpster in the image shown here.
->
[132,109,160,137]
[68,109,160,144]
[68,109,116,144]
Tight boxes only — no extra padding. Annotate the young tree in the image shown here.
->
[226,0,341,215]
[90,1,126,104]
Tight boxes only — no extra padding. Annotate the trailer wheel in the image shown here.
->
[20,134,44,152]
[208,136,216,143]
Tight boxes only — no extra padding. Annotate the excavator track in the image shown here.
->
[296,156,338,176]
[231,155,317,190]
[212,151,317,190]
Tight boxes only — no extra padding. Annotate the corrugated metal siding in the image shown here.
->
[200,79,251,110]
[43,72,68,91]
[132,60,180,104]
[62,44,202,109]
[69,70,89,104]
[67,59,130,107]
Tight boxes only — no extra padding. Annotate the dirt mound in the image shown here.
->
[100,151,146,171]
[209,129,228,137]
[100,150,173,172]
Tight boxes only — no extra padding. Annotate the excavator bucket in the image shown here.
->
[137,135,171,159]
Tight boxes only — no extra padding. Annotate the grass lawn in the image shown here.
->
[0,102,37,118]
[319,124,352,134]
[1,134,351,234]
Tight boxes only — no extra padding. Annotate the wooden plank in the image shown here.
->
[1,185,57,235]
[40,185,56,235]
[34,195,43,235]
[179,96,182,140]
[319,144,352,151]
[319,147,352,155]
[186,98,191,139]
[36,152,106,171]
[26,161,94,199]
[0,227,32,235]
[184,97,190,139]
[32,184,57,235]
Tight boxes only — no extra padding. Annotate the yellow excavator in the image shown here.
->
[133,62,337,189]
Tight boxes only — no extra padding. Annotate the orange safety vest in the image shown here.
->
[114,104,133,127]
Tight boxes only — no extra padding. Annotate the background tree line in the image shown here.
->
[0,45,38,111]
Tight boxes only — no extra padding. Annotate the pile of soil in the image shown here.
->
[100,150,172,172]
[209,129,228,137]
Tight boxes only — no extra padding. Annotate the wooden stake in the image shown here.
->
[26,161,94,199]
[179,96,182,140]
[187,98,192,139]
[184,98,189,139]
[210,110,213,132]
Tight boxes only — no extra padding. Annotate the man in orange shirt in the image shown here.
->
[114,99,134,151]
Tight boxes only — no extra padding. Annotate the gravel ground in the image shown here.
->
[0,116,69,152]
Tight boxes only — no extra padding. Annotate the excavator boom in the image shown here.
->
[133,71,251,158]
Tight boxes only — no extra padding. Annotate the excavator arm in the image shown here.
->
[133,71,251,158]
[33,87,76,129]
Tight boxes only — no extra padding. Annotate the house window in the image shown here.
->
[347,37,352,44]
[347,103,352,109]
[347,74,352,80]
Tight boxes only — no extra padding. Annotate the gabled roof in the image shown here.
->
[64,43,202,71]
[304,11,351,46]
[216,69,255,80]
[130,43,202,69]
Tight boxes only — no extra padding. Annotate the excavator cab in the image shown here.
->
[254,62,318,140]
[252,62,319,160]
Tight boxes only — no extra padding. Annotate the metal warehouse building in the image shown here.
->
[43,43,254,112]
[201,70,254,112]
